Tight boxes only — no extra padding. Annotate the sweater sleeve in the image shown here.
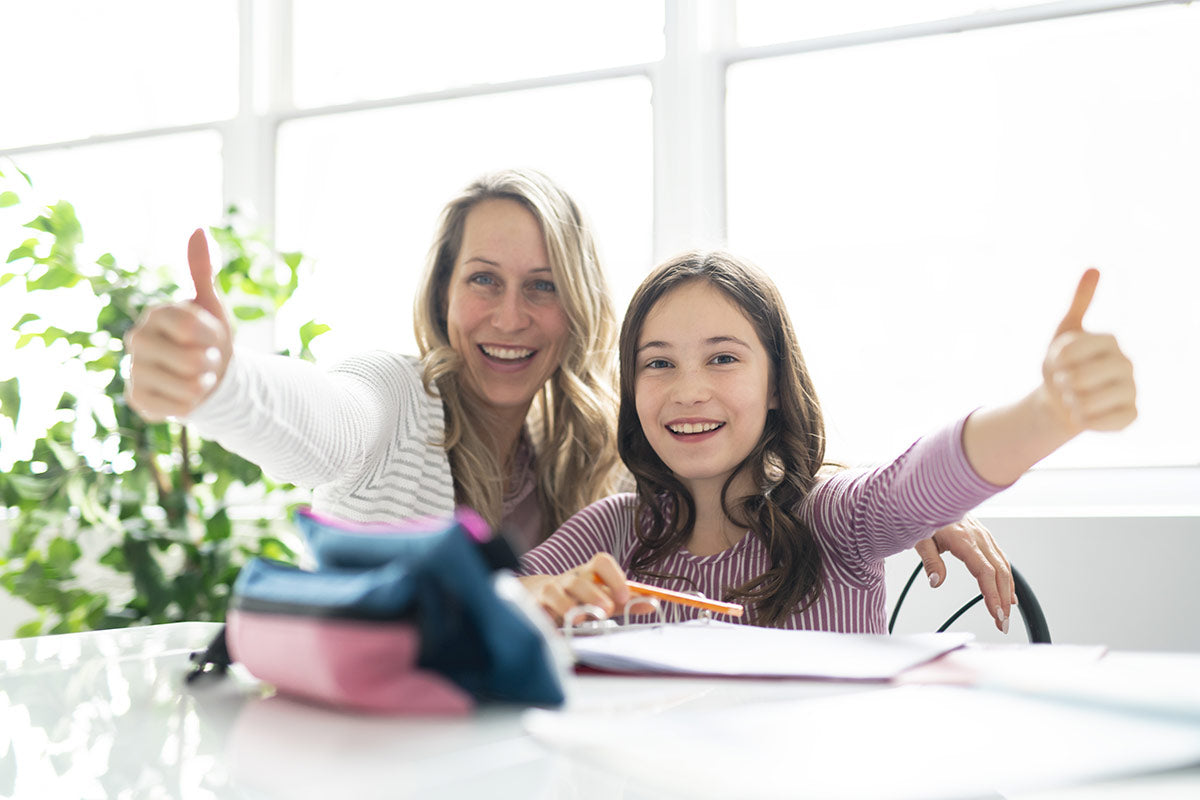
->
[802,414,1005,573]
[519,494,637,576]
[186,348,430,491]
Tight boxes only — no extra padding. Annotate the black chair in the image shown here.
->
[888,562,1052,643]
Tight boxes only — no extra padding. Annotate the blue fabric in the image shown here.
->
[231,508,564,707]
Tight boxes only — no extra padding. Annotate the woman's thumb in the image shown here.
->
[188,228,224,320]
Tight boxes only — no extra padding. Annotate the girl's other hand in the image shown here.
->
[519,553,644,626]
[1041,269,1137,436]
[125,229,233,421]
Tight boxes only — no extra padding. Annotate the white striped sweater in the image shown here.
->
[519,416,1002,633]
[188,349,457,523]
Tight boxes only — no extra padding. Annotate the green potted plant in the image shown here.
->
[0,161,328,636]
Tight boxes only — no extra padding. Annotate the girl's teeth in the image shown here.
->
[669,422,722,434]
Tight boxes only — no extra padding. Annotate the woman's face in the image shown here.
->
[445,198,570,421]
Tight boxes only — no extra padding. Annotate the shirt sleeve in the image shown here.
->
[519,494,637,576]
[802,414,1005,573]
[186,348,425,491]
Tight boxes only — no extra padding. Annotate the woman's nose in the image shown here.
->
[491,287,530,331]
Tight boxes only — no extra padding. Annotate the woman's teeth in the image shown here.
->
[481,345,534,361]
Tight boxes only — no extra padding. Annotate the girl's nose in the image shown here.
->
[670,368,712,404]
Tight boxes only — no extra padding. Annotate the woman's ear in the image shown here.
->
[769,380,779,410]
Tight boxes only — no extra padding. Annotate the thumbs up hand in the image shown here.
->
[1040,269,1137,436]
[124,229,233,422]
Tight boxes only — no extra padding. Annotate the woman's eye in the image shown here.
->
[529,279,556,294]
[712,354,738,365]
[469,273,497,287]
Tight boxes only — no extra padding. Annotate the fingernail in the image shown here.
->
[995,606,1006,623]
[205,346,221,364]
[1002,616,1010,635]
[927,573,941,588]
[200,372,216,390]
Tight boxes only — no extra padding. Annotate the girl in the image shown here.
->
[519,251,1136,632]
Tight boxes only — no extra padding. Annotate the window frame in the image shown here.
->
[1,0,1194,515]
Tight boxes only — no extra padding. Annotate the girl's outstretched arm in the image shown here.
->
[962,269,1137,486]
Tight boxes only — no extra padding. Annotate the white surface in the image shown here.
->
[1,623,1199,799]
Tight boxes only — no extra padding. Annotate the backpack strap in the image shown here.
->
[186,625,232,683]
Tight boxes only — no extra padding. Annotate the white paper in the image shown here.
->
[570,619,972,679]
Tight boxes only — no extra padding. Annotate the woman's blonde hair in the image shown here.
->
[414,169,623,541]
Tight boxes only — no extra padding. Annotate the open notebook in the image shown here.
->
[569,619,972,680]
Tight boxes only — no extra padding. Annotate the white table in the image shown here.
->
[1,623,1198,799]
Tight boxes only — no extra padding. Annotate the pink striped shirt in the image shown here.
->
[519,416,1002,633]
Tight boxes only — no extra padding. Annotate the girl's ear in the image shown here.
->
[768,381,779,410]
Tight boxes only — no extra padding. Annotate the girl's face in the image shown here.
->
[634,281,776,497]
[445,198,569,422]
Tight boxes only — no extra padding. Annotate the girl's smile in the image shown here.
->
[634,281,776,498]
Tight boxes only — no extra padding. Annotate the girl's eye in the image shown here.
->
[712,354,738,365]
[645,358,672,370]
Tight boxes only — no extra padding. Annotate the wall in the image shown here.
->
[885,515,1200,653]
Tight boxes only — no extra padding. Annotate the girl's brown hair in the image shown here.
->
[618,250,827,625]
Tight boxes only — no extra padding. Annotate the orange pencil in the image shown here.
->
[593,573,744,618]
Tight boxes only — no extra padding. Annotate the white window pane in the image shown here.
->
[736,0,1070,45]
[1,2,238,149]
[292,1,663,107]
[275,78,653,361]
[6,134,225,273]
[727,4,1200,468]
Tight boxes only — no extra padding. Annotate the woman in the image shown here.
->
[124,168,1015,626]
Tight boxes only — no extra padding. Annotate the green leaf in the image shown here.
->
[299,320,331,350]
[7,474,54,502]
[6,242,36,264]
[96,252,116,268]
[0,377,18,423]
[0,191,19,208]
[28,265,80,291]
[45,438,81,471]
[16,620,43,638]
[232,305,267,321]
[46,537,81,577]
[204,508,232,542]
[12,312,39,330]
[25,201,82,246]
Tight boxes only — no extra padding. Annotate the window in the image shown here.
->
[726,2,1200,472]
[2,0,1195,508]
[274,78,653,360]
